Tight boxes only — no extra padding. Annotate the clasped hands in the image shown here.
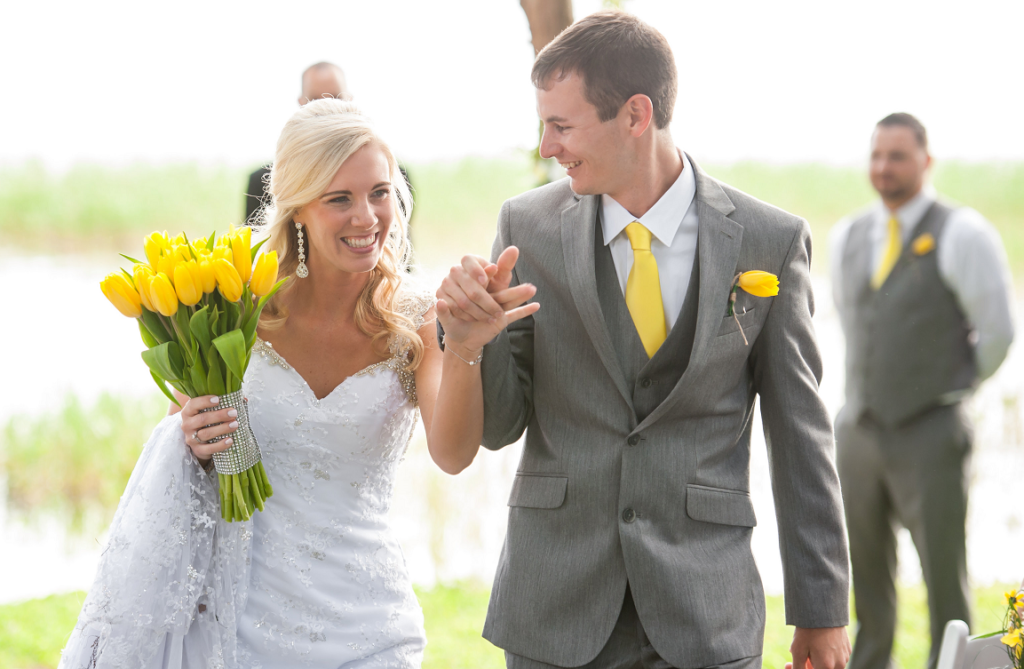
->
[435,246,539,360]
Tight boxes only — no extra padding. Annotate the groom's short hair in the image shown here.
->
[532,10,677,129]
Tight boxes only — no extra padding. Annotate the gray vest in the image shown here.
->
[594,218,701,422]
[840,201,976,427]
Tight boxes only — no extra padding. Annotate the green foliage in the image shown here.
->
[0,392,167,534]
[409,156,537,266]
[0,592,85,669]
[2,159,1022,274]
[0,161,247,251]
[1,582,1015,668]
[701,161,1024,274]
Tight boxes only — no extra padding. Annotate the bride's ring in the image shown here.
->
[192,431,199,443]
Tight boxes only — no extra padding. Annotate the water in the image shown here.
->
[0,253,1021,605]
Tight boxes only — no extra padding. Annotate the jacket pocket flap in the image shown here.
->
[508,474,568,509]
[686,484,757,527]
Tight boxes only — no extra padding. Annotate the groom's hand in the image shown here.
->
[786,626,850,669]
[436,246,538,354]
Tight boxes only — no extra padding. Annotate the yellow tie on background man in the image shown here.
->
[872,216,902,289]
[625,221,667,357]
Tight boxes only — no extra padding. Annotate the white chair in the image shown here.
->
[936,619,1012,669]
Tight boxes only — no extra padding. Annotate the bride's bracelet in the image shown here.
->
[442,335,484,366]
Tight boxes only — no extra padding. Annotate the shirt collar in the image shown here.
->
[600,152,696,247]
[876,184,936,237]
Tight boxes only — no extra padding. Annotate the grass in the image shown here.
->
[3,158,1022,274]
[0,581,1014,669]
[0,392,167,535]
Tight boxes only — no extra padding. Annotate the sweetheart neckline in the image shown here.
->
[253,338,400,402]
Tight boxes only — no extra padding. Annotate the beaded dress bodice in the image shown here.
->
[235,294,431,668]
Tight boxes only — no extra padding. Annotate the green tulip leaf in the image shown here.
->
[250,237,268,261]
[141,341,185,382]
[206,351,226,396]
[226,300,242,331]
[213,330,247,382]
[189,306,212,353]
[140,308,171,343]
[190,361,208,396]
[207,232,216,252]
[120,253,145,265]
[150,371,180,407]
[138,320,159,348]
[121,268,135,286]
[175,309,193,348]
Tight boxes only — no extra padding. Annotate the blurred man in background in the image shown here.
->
[244,62,353,224]
[831,112,1014,669]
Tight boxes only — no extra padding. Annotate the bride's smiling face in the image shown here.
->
[295,143,395,276]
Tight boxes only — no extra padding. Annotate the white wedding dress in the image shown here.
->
[60,293,432,669]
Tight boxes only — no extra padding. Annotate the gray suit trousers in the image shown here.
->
[504,587,762,669]
[836,404,972,669]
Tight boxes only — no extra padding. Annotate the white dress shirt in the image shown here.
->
[830,185,1015,381]
[601,152,698,330]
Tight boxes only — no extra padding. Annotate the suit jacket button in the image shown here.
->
[641,378,653,388]
[622,508,636,523]
[627,435,640,446]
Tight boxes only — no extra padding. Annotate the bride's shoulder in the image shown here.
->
[394,281,436,329]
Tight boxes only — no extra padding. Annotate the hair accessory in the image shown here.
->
[295,221,309,278]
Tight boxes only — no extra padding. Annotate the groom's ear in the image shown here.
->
[623,94,655,138]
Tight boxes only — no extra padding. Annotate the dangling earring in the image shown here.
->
[295,221,309,278]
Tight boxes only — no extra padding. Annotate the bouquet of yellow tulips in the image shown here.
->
[100,227,287,522]
[1000,586,1024,668]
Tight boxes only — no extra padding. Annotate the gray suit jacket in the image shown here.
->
[478,157,849,668]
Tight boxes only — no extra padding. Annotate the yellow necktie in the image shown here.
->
[872,216,902,289]
[625,222,667,357]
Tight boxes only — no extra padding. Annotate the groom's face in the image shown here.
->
[537,72,627,197]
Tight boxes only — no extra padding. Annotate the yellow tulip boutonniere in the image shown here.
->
[728,271,780,346]
[912,233,936,256]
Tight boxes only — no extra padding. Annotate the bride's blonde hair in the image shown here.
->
[258,99,423,370]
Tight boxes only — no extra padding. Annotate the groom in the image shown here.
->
[436,11,850,669]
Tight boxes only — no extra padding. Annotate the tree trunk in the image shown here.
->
[520,0,573,56]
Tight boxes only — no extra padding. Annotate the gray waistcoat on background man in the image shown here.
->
[839,200,976,427]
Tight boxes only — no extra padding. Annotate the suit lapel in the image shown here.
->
[560,194,635,412]
[635,161,743,433]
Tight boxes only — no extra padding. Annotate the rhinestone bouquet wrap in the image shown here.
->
[100,227,288,521]
[205,391,261,473]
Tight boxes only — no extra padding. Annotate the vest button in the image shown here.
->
[627,435,640,446]
[641,378,653,388]
[622,508,636,523]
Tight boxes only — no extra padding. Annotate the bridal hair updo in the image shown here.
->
[258,99,423,369]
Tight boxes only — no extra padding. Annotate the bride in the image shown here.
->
[60,99,535,668]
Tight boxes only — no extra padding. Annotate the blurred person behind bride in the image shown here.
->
[59,98,534,668]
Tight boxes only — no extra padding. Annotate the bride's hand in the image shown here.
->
[436,247,539,355]
[179,395,239,465]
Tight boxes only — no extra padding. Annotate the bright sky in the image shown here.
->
[2,0,1021,170]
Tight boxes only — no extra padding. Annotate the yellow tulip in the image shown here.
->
[198,258,217,293]
[231,231,252,283]
[250,251,279,297]
[100,273,142,318]
[173,244,193,263]
[133,265,156,311]
[173,261,203,306]
[144,232,169,269]
[213,245,233,263]
[158,252,181,282]
[149,272,180,316]
[171,233,187,246]
[214,258,244,302]
[737,271,780,297]
[912,233,936,256]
